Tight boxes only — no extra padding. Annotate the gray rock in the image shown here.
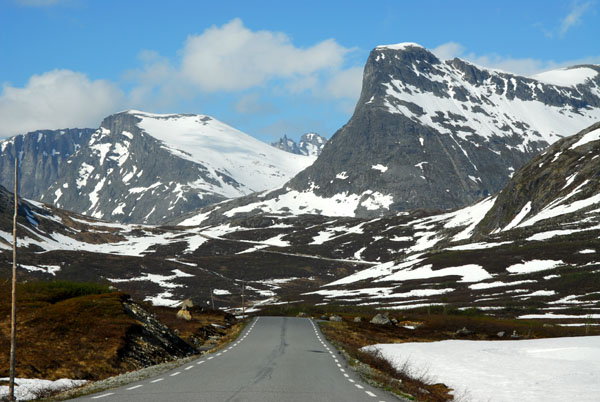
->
[370,313,391,325]
[511,330,520,339]
[329,315,342,322]
[353,316,362,323]
[455,327,473,336]
[497,331,506,338]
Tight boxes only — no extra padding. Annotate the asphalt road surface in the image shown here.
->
[73,316,392,401]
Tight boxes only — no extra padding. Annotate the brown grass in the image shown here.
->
[0,280,137,380]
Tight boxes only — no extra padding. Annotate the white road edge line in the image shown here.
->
[92,393,114,399]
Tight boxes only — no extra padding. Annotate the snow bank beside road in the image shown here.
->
[364,336,600,402]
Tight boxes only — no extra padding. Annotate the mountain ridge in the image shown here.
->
[178,43,600,224]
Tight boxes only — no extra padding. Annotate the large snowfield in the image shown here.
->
[366,336,600,402]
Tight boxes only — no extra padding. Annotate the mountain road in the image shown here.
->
[72,316,392,402]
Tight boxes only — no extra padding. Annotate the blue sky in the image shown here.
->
[1,0,598,141]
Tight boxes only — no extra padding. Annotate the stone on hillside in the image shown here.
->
[177,309,192,321]
[320,315,329,321]
[511,330,520,339]
[297,312,307,317]
[455,327,473,336]
[330,315,342,322]
[180,298,194,309]
[353,316,362,322]
[497,331,506,338]
[370,313,391,325]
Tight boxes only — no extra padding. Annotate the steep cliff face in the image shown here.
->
[182,43,600,222]
[286,43,600,215]
[0,128,94,199]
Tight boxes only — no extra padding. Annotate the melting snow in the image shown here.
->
[506,260,564,274]
[570,128,600,150]
[366,336,600,402]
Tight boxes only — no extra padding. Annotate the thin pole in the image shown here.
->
[241,283,245,319]
[9,157,18,402]
[210,289,215,310]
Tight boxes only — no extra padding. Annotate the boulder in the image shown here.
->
[455,327,473,336]
[353,316,362,323]
[176,309,192,321]
[370,313,391,325]
[497,331,506,338]
[330,315,342,322]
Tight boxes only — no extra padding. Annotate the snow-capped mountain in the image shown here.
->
[0,111,315,224]
[187,43,600,222]
[271,132,327,157]
[2,122,598,317]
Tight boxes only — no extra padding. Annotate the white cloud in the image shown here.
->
[431,42,465,60]
[560,1,594,36]
[0,69,124,137]
[128,18,361,105]
[433,41,600,77]
[323,66,364,99]
[179,18,350,92]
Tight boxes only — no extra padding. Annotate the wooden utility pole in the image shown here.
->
[9,158,18,402]
[210,289,215,310]
[241,282,245,319]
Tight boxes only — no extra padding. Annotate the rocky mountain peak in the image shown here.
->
[271,132,327,157]
[186,45,600,222]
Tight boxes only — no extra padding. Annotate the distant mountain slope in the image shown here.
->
[2,117,599,317]
[0,111,315,224]
[187,43,600,222]
[475,121,600,235]
[0,128,94,199]
[1,122,598,316]
[271,133,327,157]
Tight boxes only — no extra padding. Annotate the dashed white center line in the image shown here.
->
[216,353,222,356]
[92,393,114,399]
[185,366,194,370]
[343,373,349,378]
[207,357,214,360]
[348,379,355,383]
[170,372,180,377]
[126,385,143,390]
[150,378,163,383]
[355,384,364,389]
[365,390,377,397]
[196,360,205,365]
